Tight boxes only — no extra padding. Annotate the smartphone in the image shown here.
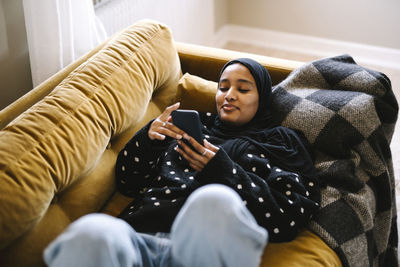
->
[171,109,204,148]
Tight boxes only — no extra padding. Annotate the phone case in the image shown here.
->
[171,110,204,145]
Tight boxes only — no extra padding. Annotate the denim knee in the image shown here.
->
[44,214,141,267]
[170,184,268,267]
[66,213,133,243]
[183,184,243,216]
[171,184,250,238]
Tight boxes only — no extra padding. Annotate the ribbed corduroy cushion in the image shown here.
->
[0,19,181,256]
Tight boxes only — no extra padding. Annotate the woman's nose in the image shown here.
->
[225,88,236,101]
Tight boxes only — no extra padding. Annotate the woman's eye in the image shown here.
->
[218,87,228,92]
[239,88,250,93]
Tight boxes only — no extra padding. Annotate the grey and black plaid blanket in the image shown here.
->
[271,55,398,266]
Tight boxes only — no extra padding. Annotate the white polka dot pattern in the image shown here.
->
[115,119,320,243]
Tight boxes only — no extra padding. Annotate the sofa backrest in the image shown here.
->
[176,42,302,85]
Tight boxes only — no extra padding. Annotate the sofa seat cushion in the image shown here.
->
[262,230,341,266]
[0,19,181,265]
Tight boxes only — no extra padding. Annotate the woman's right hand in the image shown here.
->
[148,102,185,141]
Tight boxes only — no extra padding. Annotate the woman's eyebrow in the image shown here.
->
[237,79,254,86]
[219,78,254,86]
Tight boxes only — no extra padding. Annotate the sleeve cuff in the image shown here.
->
[196,148,231,184]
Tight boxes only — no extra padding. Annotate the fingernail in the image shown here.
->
[183,134,189,140]
[177,134,182,139]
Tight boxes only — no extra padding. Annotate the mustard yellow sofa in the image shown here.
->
[0,20,344,267]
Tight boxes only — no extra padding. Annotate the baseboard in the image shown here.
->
[213,24,400,71]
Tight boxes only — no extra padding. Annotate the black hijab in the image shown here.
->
[212,57,274,138]
[209,58,317,180]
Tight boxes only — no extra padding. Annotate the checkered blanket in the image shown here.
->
[270,55,398,267]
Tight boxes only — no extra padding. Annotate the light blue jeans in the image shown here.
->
[44,184,268,267]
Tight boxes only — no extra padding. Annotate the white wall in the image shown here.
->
[0,0,32,110]
[227,0,400,50]
[214,0,227,32]
[95,0,215,46]
[1,0,399,110]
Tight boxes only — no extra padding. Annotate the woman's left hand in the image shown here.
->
[176,137,219,171]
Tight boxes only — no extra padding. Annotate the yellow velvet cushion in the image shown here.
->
[175,73,342,267]
[0,19,181,252]
[176,72,218,112]
[262,230,341,266]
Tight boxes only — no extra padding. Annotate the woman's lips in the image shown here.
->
[222,104,239,112]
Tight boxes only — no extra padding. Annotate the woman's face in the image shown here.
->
[216,63,259,126]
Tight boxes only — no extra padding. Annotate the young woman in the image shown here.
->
[44,58,320,267]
